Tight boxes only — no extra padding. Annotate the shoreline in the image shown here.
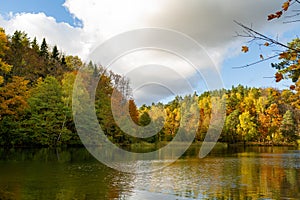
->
[0,140,298,149]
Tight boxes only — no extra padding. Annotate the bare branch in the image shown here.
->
[263,76,275,79]
[232,54,279,69]
[234,20,300,53]
[283,19,300,23]
[285,11,300,18]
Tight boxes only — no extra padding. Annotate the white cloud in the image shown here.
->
[0,0,298,104]
[110,52,197,105]
[63,0,292,49]
[0,12,86,57]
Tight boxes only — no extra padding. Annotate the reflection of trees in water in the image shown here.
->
[0,147,299,199]
[0,148,135,200]
[126,147,300,199]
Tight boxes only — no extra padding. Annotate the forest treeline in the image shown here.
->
[0,28,299,147]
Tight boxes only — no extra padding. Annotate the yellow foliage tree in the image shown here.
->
[0,28,12,84]
[0,76,30,119]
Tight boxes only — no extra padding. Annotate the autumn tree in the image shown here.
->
[128,99,139,124]
[237,111,258,142]
[240,88,259,116]
[61,71,79,143]
[280,110,297,142]
[266,104,283,142]
[272,39,300,108]
[25,76,71,146]
[6,31,30,77]
[65,55,83,70]
[197,94,211,140]
[0,76,30,119]
[5,32,50,82]
[0,76,30,146]
[223,109,241,143]
[164,97,181,141]
[0,28,12,84]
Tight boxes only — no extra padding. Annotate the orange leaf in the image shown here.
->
[289,64,297,70]
[276,11,283,18]
[264,42,270,46]
[279,52,288,59]
[241,46,249,53]
[290,85,296,90]
[282,1,290,11]
[275,73,283,82]
[268,14,277,21]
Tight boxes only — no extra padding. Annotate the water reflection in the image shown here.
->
[0,146,299,199]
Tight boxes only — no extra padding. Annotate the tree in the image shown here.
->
[8,30,30,67]
[139,111,157,142]
[226,92,240,115]
[25,76,71,146]
[237,111,258,142]
[128,99,139,124]
[258,103,283,143]
[51,45,59,60]
[0,115,22,146]
[139,111,151,126]
[272,39,300,108]
[0,28,12,84]
[61,72,79,143]
[40,38,49,58]
[0,76,30,119]
[240,89,257,116]
[94,71,121,143]
[164,101,181,141]
[280,110,297,142]
[61,55,67,66]
[197,94,212,140]
[223,109,241,143]
[6,30,47,82]
[31,37,39,53]
[0,76,30,146]
[271,38,300,85]
[235,1,300,91]
[65,55,83,70]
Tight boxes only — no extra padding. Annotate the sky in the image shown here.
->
[0,0,299,105]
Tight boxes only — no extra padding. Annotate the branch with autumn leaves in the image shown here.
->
[234,0,300,91]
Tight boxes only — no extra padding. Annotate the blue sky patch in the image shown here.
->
[0,0,82,27]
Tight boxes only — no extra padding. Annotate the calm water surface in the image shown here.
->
[0,146,299,199]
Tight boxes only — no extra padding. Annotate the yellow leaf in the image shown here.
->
[282,1,290,11]
[0,59,12,73]
[289,64,297,70]
[241,46,249,53]
[291,52,297,61]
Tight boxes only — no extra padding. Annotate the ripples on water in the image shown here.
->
[0,146,299,199]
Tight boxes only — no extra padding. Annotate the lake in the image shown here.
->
[0,145,299,199]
